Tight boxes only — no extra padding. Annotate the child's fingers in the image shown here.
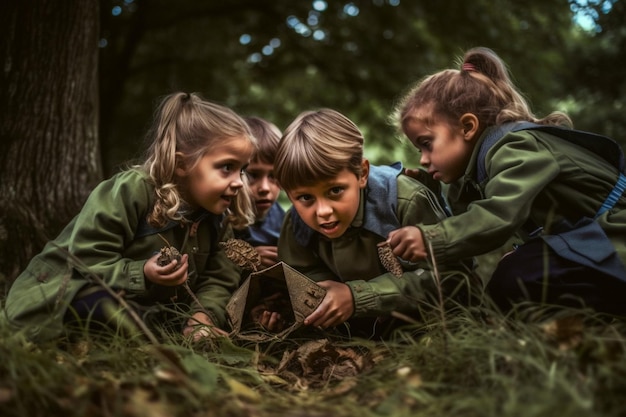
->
[266,312,284,331]
[305,307,341,329]
[157,261,189,286]
[184,324,228,341]
[304,298,336,328]
[304,305,325,327]
[305,280,353,329]
[163,254,189,272]
[257,311,283,332]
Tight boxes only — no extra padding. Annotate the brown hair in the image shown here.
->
[141,92,256,228]
[393,47,572,134]
[274,109,364,191]
[244,116,282,164]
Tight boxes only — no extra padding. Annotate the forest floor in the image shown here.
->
[1,276,626,417]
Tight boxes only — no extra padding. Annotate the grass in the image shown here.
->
[2,263,626,417]
[2,290,626,417]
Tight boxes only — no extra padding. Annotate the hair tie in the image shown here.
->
[462,63,477,72]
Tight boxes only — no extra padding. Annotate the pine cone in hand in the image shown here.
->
[157,245,182,267]
[219,238,262,271]
[377,242,403,278]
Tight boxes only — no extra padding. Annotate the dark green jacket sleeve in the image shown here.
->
[4,170,155,340]
[68,169,153,292]
[420,130,560,263]
[419,128,626,265]
[345,175,469,316]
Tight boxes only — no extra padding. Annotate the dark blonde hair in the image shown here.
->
[274,109,364,191]
[394,47,572,134]
[244,116,282,164]
[141,92,256,228]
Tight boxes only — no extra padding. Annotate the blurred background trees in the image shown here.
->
[1,0,623,282]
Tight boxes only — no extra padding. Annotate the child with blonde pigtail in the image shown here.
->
[5,92,257,341]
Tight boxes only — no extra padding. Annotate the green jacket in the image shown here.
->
[278,170,469,319]
[4,169,240,341]
[420,128,626,270]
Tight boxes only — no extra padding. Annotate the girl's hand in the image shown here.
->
[143,252,189,286]
[403,168,430,183]
[255,245,279,268]
[183,312,229,341]
[387,226,427,263]
[304,281,354,329]
[403,168,442,193]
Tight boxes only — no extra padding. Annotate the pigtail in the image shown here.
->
[537,111,572,128]
[142,93,189,227]
[460,47,572,128]
[226,175,256,230]
[394,47,573,153]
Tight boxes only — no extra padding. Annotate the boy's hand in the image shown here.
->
[304,281,353,329]
[183,312,229,341]
[255,245,279,268]
[387,226,427,263]
[144,252,189,286]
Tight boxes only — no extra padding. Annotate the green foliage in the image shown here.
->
[561,0,626,143]
[97,0,620,175]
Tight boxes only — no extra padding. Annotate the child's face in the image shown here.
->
[245,160,281,220]
[178,136,253,215]
[286,165,368,240]
[403,108,474,184]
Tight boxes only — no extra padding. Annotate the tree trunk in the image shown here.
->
[0,0,101,285]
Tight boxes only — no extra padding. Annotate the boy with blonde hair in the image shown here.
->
[256,108,472,339]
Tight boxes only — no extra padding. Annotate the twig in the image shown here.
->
[156,233,171,247]
[51,244,200,392]
[390,310,419,324]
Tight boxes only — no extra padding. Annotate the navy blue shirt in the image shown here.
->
[235,201,285,246]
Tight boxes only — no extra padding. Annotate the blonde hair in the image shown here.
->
[244,116,282,164]
[274,109,364,191]
[141,92,256,228]
[393,47,572,134]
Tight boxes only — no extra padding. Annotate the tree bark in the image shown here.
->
[0,0,101,284]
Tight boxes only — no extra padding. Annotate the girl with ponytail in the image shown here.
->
[392,47,626,315]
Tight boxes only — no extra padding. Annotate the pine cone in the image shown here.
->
[157,245,182,266]
[219,238,262,271]
[377,242,403,278]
